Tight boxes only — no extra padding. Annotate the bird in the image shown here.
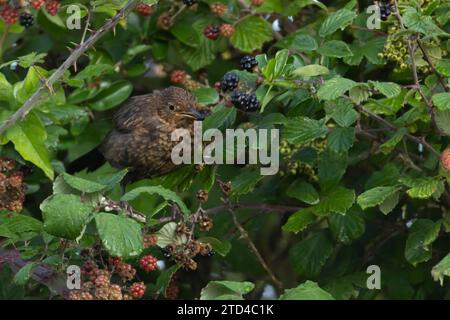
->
[68,87,206,184]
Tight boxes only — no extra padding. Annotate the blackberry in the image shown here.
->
[219,23,235,37]
[379,2,392,21]
[244,94,260,111]
[230,91,260,111]
[220,72,239,91]
[230,91,247,109]
[183,0,197,7]
[203,25,220,40]
[240,55,258,72]
[19,13,33,28]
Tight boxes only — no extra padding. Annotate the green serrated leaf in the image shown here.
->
[319,8,357,37]
[357,186,399,210]
[95,212,143,258]
[6,112,54,180]
[280,281,335,300]
[121,186,190,216]
[289,232,334,277]
[318,40,353,58]
[432,92,450,111]
[231,16,272,53]
[317,77,357,101]
[41,194,93,240]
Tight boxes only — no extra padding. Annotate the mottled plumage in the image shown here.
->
[99,87,204,181]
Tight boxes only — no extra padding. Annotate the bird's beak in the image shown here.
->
[180,108,206,121]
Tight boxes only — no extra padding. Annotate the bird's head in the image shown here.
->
[156,87,207,126]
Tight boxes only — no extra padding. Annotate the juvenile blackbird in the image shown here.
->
[69,87,205,182]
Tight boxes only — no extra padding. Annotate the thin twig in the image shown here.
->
[417,38,449,92]
[0,0,140,136]
[392,1,442,134]
[155,202,301,225]
[227,203,283,292]
[357,104,440,157]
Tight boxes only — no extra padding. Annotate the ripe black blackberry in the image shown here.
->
[230,91,260,112]
[378,1,392,21]
[244,94,260,111]
[231,91,247,109]
[240,55,258,72]
[220,72,239,91]
[183,0,197,7]
[19,12,33,28]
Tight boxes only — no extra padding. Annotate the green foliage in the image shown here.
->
[0,0,449,301]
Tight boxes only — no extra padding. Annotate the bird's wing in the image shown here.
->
[113,95,154,133]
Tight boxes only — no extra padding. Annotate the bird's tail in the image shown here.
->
[66,148,106,174]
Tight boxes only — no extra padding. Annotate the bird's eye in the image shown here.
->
[168,104,175,111]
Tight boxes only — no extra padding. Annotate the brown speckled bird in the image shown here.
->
[69,87,205,183]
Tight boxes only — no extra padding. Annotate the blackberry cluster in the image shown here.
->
[19,13,34,28]
[240,55,258,72]
[231,91,260,112]
[183,0,197,7]
[0,158,25,212]
[379,26,409,71]
[220,72,239,91]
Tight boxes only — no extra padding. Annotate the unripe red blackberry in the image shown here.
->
[45,0,60,16]
[139,255,158,272]
[441,148,450,172]
[157,12,173,30]
[203,25,220,40]
[166,279,179,299]
[30,0,45,10]
[94,274,110,288]
[183,79,202,92]
[170,69,187,84]
[214,81,222,92]
[95,286,110,300]
[136,3,153,16]
[143,234,158,248]
[219,23,235,37]
[68,291,82,300]
[1,5,19,24]
[19,13,34,28]
[108,256,122,267]
[109,284,123,300]
[129,282,146,299]
[80,291,94,300]
[115,261,136,281]
[210,2,227,16]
